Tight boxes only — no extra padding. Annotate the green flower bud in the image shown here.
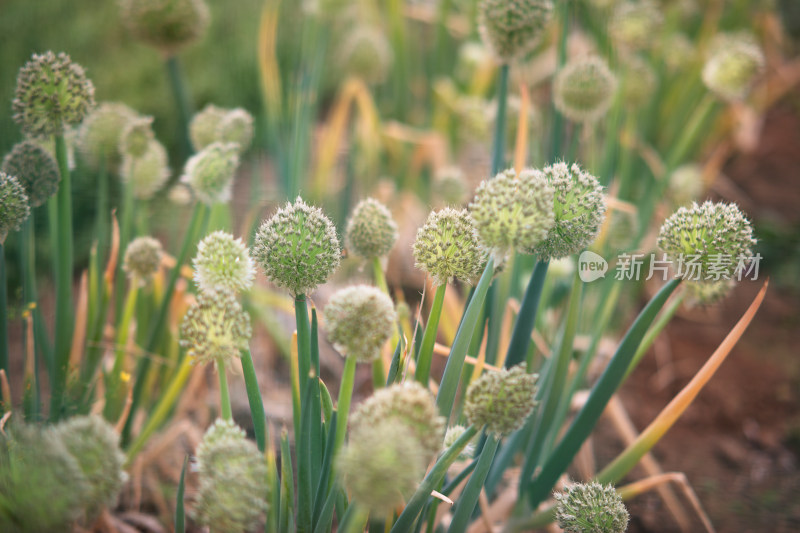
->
[195,419,268,532]
[702,40,764,101]
[180,290,252,366]
[77,102,138,171]
[189,104,226,152]
[620,56,656,109]
[190,105,255,153]
[433,166,469,206]
[121,139,170,200]
[657,201,756,281]
[193,230,255,295]
[413,208,484,286]
[610,0,663,51]
[323,285,397,362]
[667,164,704,207]
[443,425,476,461]
[553,56,617,123]
[119,115,154,158]
[528,162,606,261]
[555,481,629,533]
[0,172,30,244]
[123,236,163,285]
[181,142,240,205]
[119,0,210,56]
[344,198,398,259]
[337,419,427,515]
[463,365,538,438]
[470,168,555,257]
[253,197,341,296]
[217,108,254,151]
[0,423,88,532]
[478,0,554,62]
[55,415,126,519]
[12,51,95,138]
[1,140,59,207]
[337,26,394,84]
[350,382,446,460]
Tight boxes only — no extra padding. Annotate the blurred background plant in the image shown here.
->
[1,0,799,531]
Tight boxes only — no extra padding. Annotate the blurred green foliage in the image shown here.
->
[0,0,264,158]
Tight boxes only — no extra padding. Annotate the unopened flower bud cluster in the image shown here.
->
[470,167,555,257]
[12,51,95,138]
[123,236,164,285]
[194,419,268,532]
[531,162,606,261]
[179,291,252,367]
[189,105,254,153]
[657,201,755,282]
[555,481,629,533]
[344,198,398,259]
[413,207,484,286]
[0,172,30,243]
[193,230,255,295]
[349,382,446,460]
[254,197,341,297]
[1,141,60,208]
[339,383,445,514]
[464,365,539,437]
[323,285,397,362]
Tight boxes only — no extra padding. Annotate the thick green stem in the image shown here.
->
[436,257,495,420]
[115,180,136,320]
[217,358,232,420]
[335,355,357,454]
[371,257,395,387]
[505,260,549,368]
[372,256,389,294]
[51,133,74,420]
[241,349,267,452]
[447,435,500,533]
[166,55,193,160]
[415,284,446,386]
[295,294,311,400]
[549,0,571,161]
[491,64,510,175]
[94,156,110,284]
[104,283,139,420]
